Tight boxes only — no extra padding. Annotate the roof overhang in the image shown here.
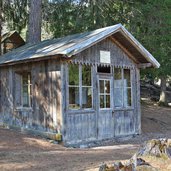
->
[0,24,160,68]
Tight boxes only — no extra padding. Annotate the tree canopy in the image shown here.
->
[1,0,171,103]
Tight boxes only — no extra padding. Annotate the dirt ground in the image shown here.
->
[1,101,171,171]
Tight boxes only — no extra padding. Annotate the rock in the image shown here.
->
[137,158,150,166]
[136,165,159,171]
[99,164,107,171]
[112,161,124,169]
[137,139,171,158]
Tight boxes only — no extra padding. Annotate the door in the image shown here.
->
[97,76,114,139]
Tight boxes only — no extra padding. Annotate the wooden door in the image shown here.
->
[97,76,114,139]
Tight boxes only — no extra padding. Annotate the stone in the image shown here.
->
[137,139,171,158]
[99,164,107,171]
[136,165,159,171]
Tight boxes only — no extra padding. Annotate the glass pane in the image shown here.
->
[23,85,28,93]
[82,65,91,86]
[106,95,110,108]
[69,87,80,109]
[100,95,105,108]
[82,87,92,108]
[69,64,79,85]
[105,80,110,94]
[23,96,29,107]
[114,88,123,107]
[124,88,132,107]
[124,69,131,87]
[23,74,28,84]
[114,68,122,80]
[100,80,104,93]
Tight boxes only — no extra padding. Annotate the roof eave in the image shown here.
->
[120,26,160,68]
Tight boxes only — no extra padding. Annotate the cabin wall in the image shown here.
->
[62,37,141,144]
[0,59,62,133]
[73,37,135,67]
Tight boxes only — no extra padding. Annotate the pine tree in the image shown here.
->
[28,0,42,43]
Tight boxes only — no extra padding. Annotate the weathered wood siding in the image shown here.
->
[0,36,141,144]
[0,59,62,133]
[63,37,140,144]
[74,37,135,67]
[66,112,96,143]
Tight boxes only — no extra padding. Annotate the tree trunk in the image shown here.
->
[159,77,167,106]
[0,0,2,55]
[28,0,42,43]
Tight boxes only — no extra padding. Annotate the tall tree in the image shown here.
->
[47,0,134,38]
[3,0,28,34]
[0,0,2,55]
[131,0,171,105]
[28,0,42,43]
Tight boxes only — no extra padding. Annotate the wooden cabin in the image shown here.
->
[0,24,160,145]
[1,31,25,54]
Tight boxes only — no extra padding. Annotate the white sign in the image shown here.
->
[100,50,111,64]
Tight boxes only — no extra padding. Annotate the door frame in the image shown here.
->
[97,74,115,139]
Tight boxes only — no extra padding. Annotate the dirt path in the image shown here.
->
[1,103,171,171]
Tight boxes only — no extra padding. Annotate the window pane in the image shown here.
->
[23,85,28,93]
[82,87,92,108]
[106,95,110,108]
[69,65,79,85]
[124,88,132,107]
[114,88,123,107]
[124,69,131,87]
[23,96,29,107]
[100,80,104,93]
[22,74,30,107]
[69,87,80,109]
[100,95,105,108]
[23,74,28,84]
[82,65,91,86]
[114,68,122,80]
[105,80,110,94]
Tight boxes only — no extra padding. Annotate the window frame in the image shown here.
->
[67,64,93,110]
[15,72,32,109]
[114,67,133,109]
[99,78,111,109]
[21,73,32,108]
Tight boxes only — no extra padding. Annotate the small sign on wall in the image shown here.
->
[100,50,111,64]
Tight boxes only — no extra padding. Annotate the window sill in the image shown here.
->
[67,109,95,115]
[114,107,134,111]
[15,107,33,111]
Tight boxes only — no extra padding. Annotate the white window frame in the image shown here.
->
[99,78,111,109]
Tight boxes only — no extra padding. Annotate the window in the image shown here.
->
[69,65,80,109]
[22,73,32,107]
[82,65,92,108]
[124,69,132,107]
[114,68,132,108]
[15,72,32,107]
[99,79,110,108]
[68,64,92,109]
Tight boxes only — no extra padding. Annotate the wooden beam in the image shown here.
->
[137,63,152,69]
[109,36,139,64]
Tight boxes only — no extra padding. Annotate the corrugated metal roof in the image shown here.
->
[0,24,160,68]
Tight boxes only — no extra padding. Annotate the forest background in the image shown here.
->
[0,0,171,104]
